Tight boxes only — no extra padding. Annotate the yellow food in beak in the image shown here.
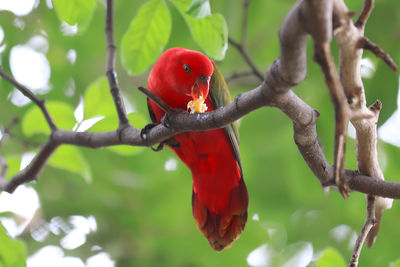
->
[187,96,208,114]
[187,76,210,114]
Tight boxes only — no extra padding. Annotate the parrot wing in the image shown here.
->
[191,61,248,251]
[209,61,242,173]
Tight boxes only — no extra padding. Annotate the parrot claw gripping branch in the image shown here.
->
[0,0,399,265]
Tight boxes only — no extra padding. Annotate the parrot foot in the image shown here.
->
[161,113,172,128]
[140,123,158,141]
[151,138,180,152]
[140,123,180,152]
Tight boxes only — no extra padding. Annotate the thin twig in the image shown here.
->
[228,38,264,81]
[349,195,376,267]
[0,139,59,193]
[354,0,374,29]
[358,37,398,72]
[0,69,56,131]
[226,72,255,83]
[105,0,129,126]
[7,134,42,149]
[241,0,251,46]
[4,117,19,133]
[0,117,41,149]
[0,117,19,147]
[227,0,263,83]
[314,42,350,198]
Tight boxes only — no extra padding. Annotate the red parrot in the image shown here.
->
[147,47,248,251]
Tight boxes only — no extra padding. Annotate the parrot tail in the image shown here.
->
[192,178,248,251]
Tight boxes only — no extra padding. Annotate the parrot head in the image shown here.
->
[161,48,214,113]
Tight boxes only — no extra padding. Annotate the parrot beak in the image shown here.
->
[187,76,210,113]
[191,76,210,100]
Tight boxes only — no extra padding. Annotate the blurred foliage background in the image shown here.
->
[0,0,400,266]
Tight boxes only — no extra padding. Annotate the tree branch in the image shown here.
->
[226,72,255,83]
[350,195,376,267]
[358,37,398,72]
[0,138,58,193]
[333,0,396,264]
[354,0,374,29]
[0,117,41,149]
[228,37,264,82]
[227,0,264,82]
[105,0,129,126]
[0,69,56,131]
[314,41,350,198]
[241,0,251,46]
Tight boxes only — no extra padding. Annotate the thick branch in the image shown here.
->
[2,87,400,199]
[105,0,129,126]
[333,0,396,263]
[306,0,351,197]
[0,69,56,130]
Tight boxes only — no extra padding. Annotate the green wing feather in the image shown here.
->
[209,61,242,171]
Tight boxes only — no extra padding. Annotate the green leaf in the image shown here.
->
[84,77,117,119]
[185,14,227,60]
[173,0,228,60]
[87,115,117,132]
[121,0,171,75]
[49,146,91,183]
[52,0,97,31]
[186,0,211,18]
[316,247,346,267]
[173,0,191,11]
[22,102,76,136]
[107,113,147,156]
[0,224,26,267]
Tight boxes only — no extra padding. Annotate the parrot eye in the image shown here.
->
[183,64,191,74]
